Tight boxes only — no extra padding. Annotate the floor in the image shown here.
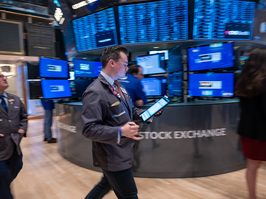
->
[12,119,266,199]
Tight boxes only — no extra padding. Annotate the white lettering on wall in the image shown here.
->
[139,128,226,140]
[57,121,77,133]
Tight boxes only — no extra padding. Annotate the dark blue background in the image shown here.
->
[141,77,166,96]
[74,59,102,78]
[187,43,234,71]
[188,73,234,97]
[41,79,72,99]
[39,57,68,78]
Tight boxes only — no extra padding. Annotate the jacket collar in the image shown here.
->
[98,74,131,112]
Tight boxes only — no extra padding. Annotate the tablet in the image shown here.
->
[140,95,170,122]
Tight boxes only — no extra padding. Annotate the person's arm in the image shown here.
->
[19,99,28,133]
[82,90,141,143]
[82,90,119,144]
[134,81,147,105]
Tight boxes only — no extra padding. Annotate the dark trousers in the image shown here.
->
[0,151,23,199]
[85,168,138,199]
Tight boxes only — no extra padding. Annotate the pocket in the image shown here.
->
[107,103,128,124]
[108,103,124,117]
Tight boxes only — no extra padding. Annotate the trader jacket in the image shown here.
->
[82,74,145,171]
[0,93,28,161]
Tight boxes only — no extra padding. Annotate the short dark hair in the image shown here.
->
[101,46,129,69]
[127,64,141,74]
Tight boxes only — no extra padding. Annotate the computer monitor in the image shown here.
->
[74,79,93,98]
[27,62,39,79]
[39,57,69,78]
[118,1,188,44]
[73,7,118,52]
[187,43,234,72]
[73,59,102,78]
[41,79,72,99]
[193,0,255,40]
[239,56,249,70]
[149,50,169,60]
[168,72,183,96]
[141,77,167,97]
[188,73,234,98]
[28,81,43,99]
[168,46,182,73]
[136,54,166,75]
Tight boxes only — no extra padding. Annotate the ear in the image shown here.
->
[109,59,115,68]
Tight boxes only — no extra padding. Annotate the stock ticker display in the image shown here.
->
[193,0,255,40]
[118,0,188,44]
[73,8,118,52]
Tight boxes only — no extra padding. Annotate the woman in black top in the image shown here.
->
[235,48,266,199]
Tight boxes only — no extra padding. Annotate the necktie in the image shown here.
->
[0,95,8,113]
[114,80,125,100]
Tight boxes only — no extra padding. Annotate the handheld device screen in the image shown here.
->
[140,96,170,122]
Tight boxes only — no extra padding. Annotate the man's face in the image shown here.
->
[114,51,128,79]
[0,73,8,91]
[134,67,144,80]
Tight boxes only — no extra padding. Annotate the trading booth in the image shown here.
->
[28,0,265,177]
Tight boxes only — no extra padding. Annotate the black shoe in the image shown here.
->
[44,138,48,141]
[47,138,57,143]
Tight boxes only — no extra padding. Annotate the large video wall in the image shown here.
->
[193,0,256,40]
[73,8,118,52]
[69,0,263,53]
[118,0,188,44]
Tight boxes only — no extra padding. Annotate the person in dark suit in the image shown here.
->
[0,73,28,199]
[235,48,266,199]
[82,46,162,199]
[120,64,147,106]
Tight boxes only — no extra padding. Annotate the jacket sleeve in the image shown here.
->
[81,90,119,145]
[135,81,147,104]
[19,99,28,132]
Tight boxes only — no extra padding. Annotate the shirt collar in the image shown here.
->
[100,71,114,86]
[1,91,7,98]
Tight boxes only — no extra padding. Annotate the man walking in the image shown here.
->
[82,46,161,199]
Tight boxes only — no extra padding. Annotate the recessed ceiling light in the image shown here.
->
[153,47,159,49]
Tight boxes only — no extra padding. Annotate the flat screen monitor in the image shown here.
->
[188,73,234,98]
[73,7,118,52]
[29,81,43,99]
[73,59,102,78]
[74,79,93,98]
[118,0,188,44]
[168,72,183,96]
[27,62,39,79]
[168,46,182,73]
[239,56,249,70]
[149,50,169,60]
[136,54,166,75]
[193,0,255,40]
[187,43,234,72]
[39,57,68,78]
[41,79,72,99]
[141,77,167,97]
[253,3,266,43]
